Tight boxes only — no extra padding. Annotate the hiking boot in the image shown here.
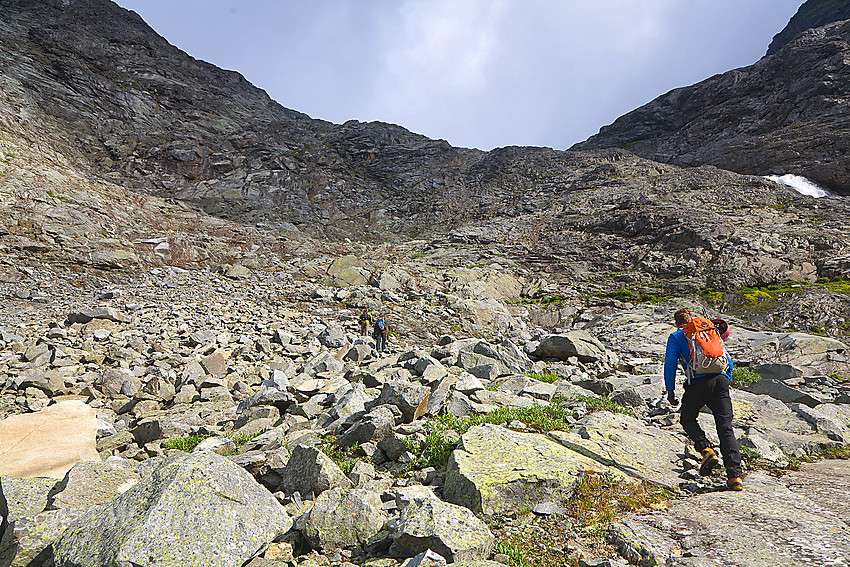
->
[699,447,719,476]
[727,477,743,491]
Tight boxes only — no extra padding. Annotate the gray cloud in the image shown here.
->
[115,0,803,150]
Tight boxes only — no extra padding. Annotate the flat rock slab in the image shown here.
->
[549,411,686,488]
[611,461,850,566]
[442,424,621,517]
[0,401,99,478]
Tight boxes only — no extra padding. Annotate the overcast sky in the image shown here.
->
[114,0,804,151]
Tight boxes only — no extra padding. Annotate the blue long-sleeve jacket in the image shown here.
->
[663,328,733,392]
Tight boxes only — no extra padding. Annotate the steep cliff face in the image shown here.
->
[573,7,850,195]
[767,0,850,55]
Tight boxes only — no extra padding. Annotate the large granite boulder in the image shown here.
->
[302,488,386,551]
[442,424,619,517]
[1,461,140,567]
[549,411,685,488]
[390,498,495,562]
[0,401,99,479]
[53,452,291,567]
[530,331,610,363]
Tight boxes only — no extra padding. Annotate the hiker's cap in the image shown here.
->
[712,318,730,340]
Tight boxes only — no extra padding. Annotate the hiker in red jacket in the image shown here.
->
[664,308,743,491]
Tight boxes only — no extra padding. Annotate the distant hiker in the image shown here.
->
[664,308,743,491]
[373,316,389,352]
[359,308,373,336]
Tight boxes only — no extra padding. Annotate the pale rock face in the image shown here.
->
[0,401,100,479]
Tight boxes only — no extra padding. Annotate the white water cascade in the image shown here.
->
[764,174,832,198]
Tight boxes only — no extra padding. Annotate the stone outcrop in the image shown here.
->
[767,0,850,55]
[611,461,850,566]
[575,8,850,195]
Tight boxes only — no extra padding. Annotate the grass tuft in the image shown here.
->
[162,433,213,452]
[730,367,761,388]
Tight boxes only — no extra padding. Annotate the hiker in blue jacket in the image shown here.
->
[664,308,743,491]
[373,317,389,352]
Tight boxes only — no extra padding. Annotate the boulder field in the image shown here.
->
[1,264,848,567]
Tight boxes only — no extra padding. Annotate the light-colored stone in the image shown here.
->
[0,401,100,479]
[391,498,494,562]
[303,488,387,551]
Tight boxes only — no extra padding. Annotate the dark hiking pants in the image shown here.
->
[680,373,742,479]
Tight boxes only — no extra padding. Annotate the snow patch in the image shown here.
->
[765,174,831,198]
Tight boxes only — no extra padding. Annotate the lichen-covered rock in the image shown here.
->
[278,444,353,498]
[548,411,684,488]
[390,498,494,562]
[303,488,387,551]
[0,476,58,566]
[1,461,142,567]
[442,424,619,517]
[53,452,291,567]
[49,461,140,512]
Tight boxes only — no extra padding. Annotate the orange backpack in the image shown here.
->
[682,317,729,379]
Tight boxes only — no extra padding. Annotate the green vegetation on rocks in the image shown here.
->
[162,433,213,452]
[319,436,361,475]
[523,371,560,384]
[730,367,762,388]
[569,471,670,527]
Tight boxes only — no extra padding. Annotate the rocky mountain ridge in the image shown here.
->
[767,0,850,55]
[574,3,850,196]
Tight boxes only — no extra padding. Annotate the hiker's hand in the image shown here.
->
[667,390,678,405]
